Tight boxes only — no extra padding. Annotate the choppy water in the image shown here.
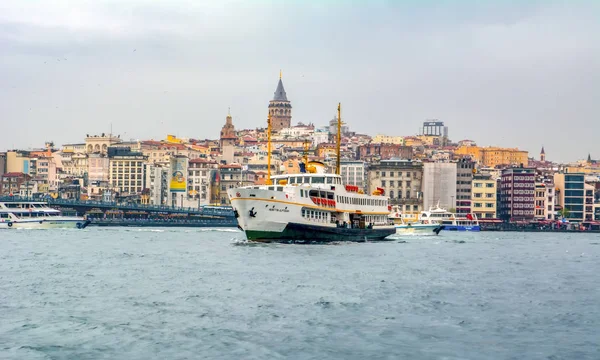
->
[1,229,599,360]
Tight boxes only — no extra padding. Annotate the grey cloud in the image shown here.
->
[0,0,599,162]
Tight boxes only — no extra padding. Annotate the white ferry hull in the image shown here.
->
[395,224,442,235]
[229,188,395,242]
[0,217,89,229]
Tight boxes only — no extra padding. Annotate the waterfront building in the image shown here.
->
[499,167,535,221]
[367,160,423,213]
[420,120,449,146]
[0,152,6,178]
[372,134,404,145]
[188,158,218,205]
[455,146,529,168]
[35,156,59,192]
[279,123,314,139]
[215,164,254,205]
[422,162,457,210]
[317,143,337,158]
[281,158,301,174]
[534,182,555,220]
[585,184,596,221]
[59,149,88,177]
[340,161,366,188]
[312,128,330,147]
[356,143,413,161]
[144,163,168,205]
[1,172,32,196]
[6,151,32,175]
[86,134,122,154]
[268,73,292,132]
[108,147,147,197]
[403,137,424,148]
[328,116,350,138]
[456,159,475,214]
[471,173,497,219]
[554,172,587,222]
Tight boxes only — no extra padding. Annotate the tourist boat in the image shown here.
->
[419,205,480,231]
[389,206,442,235]
[227,104,396,242]
[0,200,90,229]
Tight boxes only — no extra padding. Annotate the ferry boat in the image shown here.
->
[0,200,89,229]
[419,205,480,231]
[227,104,396,242]
[389,206,442,235]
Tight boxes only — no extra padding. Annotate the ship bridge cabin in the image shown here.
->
[270,174,343,186]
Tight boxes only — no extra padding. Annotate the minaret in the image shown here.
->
[268,71,292,132]
[540,146,546,162]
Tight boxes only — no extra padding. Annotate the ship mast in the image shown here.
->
[336,103,342,175]
[267,113,272,185]
[303,138,310,167]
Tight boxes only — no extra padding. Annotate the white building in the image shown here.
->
[422,162,457,210]
[279,123,314,138]
[108,147,147,196]
[187,159,218,206]
[535,183,555,220]
[313,128,330,147]
[340,161,366,188]
[144,163,168,205]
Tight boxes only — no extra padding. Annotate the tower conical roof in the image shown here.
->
[540,146,545,155]
[273,78,288,101]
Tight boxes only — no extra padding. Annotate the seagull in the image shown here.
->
[133,49,137,52]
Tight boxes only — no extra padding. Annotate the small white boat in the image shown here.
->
[389,206,442,235]
[419,204,480,232]
[0,199,89,229]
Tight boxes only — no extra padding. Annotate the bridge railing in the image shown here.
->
[0,196,234,216]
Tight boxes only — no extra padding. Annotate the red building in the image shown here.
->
[499,167,535,221]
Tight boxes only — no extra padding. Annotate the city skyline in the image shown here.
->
[1,1,599,162]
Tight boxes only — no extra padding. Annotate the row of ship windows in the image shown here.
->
[301,209,330,223]
[337,195,386,207]
[0,213,59,218]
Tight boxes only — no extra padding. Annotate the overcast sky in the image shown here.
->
[1,0,598,162]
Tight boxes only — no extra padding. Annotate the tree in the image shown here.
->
[559,208,570,219]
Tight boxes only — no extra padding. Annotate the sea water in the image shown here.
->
[1,228,599,359]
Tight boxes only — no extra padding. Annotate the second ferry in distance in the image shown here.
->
[228,104,396,242]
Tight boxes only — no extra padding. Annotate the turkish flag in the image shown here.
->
[466,213,473,220]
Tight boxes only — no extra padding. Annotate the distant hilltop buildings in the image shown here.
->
[1,72,599,224]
